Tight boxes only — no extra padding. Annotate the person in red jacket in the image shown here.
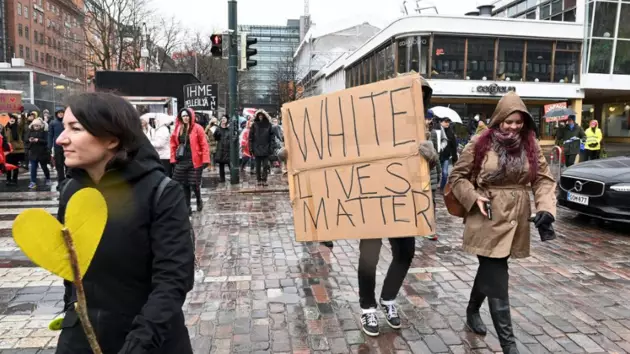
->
[170,108,210,214]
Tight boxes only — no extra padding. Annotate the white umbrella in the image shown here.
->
[429,106,463,124]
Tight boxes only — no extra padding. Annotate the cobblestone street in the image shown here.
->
[0,169,628,353]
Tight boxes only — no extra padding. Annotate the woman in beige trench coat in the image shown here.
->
[449,92,557,354]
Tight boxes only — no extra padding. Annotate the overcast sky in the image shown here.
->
[151,0,487,33]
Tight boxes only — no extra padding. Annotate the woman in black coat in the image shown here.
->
[212,116,231,182]
[54,92,194,354]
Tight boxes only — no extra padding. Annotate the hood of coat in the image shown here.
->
[69,136,164,187]
[488,92,536,132]
[156,114,175,129]
[175,108,196,129]
[254,109,271,122]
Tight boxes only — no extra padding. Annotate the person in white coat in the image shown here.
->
[141,113,174,177]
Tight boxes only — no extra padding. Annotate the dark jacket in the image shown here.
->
[213,126,231,164]
[55,138,194,354]
[557,123,586,156]
[48,118,64,150]
[249,110,273,157]
[27,129,48,162]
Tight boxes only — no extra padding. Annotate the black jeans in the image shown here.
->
[6,153,23,183]
[182,184,201,209]
[54,146,66,183]
[473,256,509,299]
[565,154,577,167]
[218,163,230,182]
[585,149,600,161]
[255,156,269,182]
[358,237,415,309]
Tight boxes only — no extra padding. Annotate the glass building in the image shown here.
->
[238,20,300,114]
[493,0,580,22]
[0,68,84,112]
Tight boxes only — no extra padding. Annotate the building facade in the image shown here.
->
[5,0,85,81]
[491,0,584,22]
[238,20,301,114]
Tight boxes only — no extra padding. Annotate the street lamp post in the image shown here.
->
[228,0,240,184]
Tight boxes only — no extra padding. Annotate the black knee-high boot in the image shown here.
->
[183,185,192,215]
[466,280,488,335]
[194,185,202,211]
[489,297,519,354]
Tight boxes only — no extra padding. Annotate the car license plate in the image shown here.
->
[567,192,589,206]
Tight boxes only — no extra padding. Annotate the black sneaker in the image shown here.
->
[360,311,379,337]
[380,301,401,329]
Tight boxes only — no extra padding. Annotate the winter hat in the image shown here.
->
[568,115,576,122]
[29,117,45,129]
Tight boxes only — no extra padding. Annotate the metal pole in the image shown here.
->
[228,0,240,184]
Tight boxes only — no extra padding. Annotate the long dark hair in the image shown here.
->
[65,92,144,168]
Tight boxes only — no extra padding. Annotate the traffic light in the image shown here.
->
[210,34,223,57]
[240,33,257,70]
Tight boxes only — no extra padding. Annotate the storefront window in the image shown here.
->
[362,58,369,85]
[397,39,409,73]
[588,39,614,73]
[554,43,580,83]
[377,48,386,81]
[591,1,617,38]
[613,41,630,75]
[467,38,495,80]
[397,36,429,75]
[497,39,524,81]
[603,104,630,138]
[526,41,552,82]
[385,43,395,80]
[0,71,30,100]
[432,36,465,79]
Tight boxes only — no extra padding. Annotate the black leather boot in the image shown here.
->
[466,285,487,335]
[488,298,519,354]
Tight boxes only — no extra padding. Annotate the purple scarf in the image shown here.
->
[486,129,525,183]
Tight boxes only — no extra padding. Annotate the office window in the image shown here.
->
[34,31,38,42]
[526,10,537,19]
[25,47,30,60]
[39,13,43,24]
[517,1,527,13]
[527,0,537,9]
[54,57,57,68]
[432,36,466,79]
[17,2,22,15]
[34,50,38,62]
[497,39,524,81]
[555,42,580,83]
[614,41,630,75]
[526,41,552,82]
[18,24,23,37]
[541,2,551,18]
[592,1,618,37]
[551,0,563,15]
[25,26,29,40]
[619,3,630,38]
[588,39,613,73]
[564,9,576,22]
[19,45,24,58]
[467,37,495,80]
[24,6,28,19]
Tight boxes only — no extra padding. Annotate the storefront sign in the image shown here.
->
[475,84,516,95]
[183,84,218,111]
[544,102,568,123]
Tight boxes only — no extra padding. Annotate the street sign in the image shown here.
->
[183,84,219,111]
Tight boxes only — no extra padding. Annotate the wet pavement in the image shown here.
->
[0,167,628,353]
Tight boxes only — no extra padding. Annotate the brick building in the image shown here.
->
[5,0,85,81]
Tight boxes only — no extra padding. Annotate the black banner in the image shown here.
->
[183,84,218,111]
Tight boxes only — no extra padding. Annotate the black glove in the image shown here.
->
[533,211,556,242]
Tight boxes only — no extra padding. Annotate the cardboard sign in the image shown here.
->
[183,84,218,111]
[0,93,22,113]
[281,74,435,242]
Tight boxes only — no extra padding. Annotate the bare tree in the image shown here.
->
[82,0,150,76]
[271,53,300,110]
[146,16,183,71]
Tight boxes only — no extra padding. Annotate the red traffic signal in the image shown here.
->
[210,34,223,57]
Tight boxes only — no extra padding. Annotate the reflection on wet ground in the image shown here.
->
[1,170,630,352]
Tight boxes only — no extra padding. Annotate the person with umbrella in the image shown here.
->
[556,115,585,167]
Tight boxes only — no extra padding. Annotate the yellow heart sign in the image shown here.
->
[12,188,108,281]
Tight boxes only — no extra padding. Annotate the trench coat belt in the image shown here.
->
[484,184,527,191]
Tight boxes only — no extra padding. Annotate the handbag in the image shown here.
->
[176,134,188,161]
[444,182,467,218]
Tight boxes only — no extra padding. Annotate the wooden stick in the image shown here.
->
[61,227,103,354]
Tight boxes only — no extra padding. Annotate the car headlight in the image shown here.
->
[610,183,630,192]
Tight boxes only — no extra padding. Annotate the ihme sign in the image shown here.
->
[474,83,516,95]
[183,84,218,111]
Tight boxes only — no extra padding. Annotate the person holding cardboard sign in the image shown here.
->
[448,92,557,354]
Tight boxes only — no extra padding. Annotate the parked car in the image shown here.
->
[557,156,630,223]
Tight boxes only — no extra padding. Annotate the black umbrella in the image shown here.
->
[21,102,41,113]
[544,107,576,118]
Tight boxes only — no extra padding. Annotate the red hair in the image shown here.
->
[472,127,539,183]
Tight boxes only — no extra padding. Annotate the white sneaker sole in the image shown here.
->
[385,318,401,329]
[361,326,380,337]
